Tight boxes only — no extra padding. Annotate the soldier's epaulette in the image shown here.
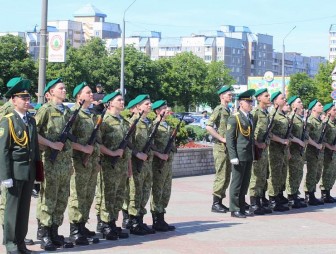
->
[233,112,240,116]
[4,113,14,118]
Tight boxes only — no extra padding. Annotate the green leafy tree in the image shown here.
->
[313,61,336,105]
[204,61,235,108]
[0,34,37,96]
[157,52,208,111]
[287,72,316,107]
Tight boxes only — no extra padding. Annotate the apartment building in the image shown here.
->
[329,24,336,63]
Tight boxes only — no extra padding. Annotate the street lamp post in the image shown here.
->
[281,26,296,95]
[120,0,137,98]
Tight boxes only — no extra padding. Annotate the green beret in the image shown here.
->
[6,77,23,88]
[72,82,87,98]
[287,95,298,106]
[102,90,121,104]
[152,100,167,110]
[270,91,282,102]
[308,99,318,110]
[132,94,150,107]
[44,77,62,95]
[34,103,43,110]
[323,102,334,113]
[5,79,31,98]
[254,88,268,97]
[126,99,136,109]
[217,85,233,95]
[237,89,255,101]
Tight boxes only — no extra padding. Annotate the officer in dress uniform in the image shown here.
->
[226,89,255,218]
[0,80,40,254]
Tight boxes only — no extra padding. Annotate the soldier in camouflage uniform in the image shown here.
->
[35,78,75,251]
[248,88,272,215]
[319,103,336,203]
[267,91,290,212]
[96,91,130,240]
[285,96,308,208]
[206,85,233,213]
[68,83,100,245]
[304,99,325,206]
[127,94,156,235]
[150,100,176,231]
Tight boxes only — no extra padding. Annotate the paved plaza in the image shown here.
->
[1,173,336,254]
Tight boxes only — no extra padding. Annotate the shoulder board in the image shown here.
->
[4,113,14,118]
[233,112,240,116]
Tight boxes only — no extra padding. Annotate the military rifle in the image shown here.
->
[82,107,107,167]
[136,112,165,172]
[299,110,311,156]
[331,127,336,160]
[284,108,298,140]
[110,111,144,167]
[316,115,330,158]
[157,115,184,169]
[49,100,85,163]
[254,105,278,161]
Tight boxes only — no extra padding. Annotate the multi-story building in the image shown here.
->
[329,24,336,63]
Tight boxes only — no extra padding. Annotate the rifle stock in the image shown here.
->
[82,108,107,167]
[110,111,144,167]
[49,100,85,163]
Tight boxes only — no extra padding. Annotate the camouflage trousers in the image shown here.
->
[128,159,153,216]
[212,143,231,199]
[249,148,268,197]
[37,153,71,227]
[68,158,98,223]
[267,142,287,197]
[304,146,324,192]
[95,157,128,222]
[150,157,173,214]
[286,144,304,195]
[280,147,290,193]
[320,149,336,191]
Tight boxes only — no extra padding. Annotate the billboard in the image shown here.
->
[48,32,66,62]
[247,76,290,96]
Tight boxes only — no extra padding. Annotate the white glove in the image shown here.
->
[230,158,239,165]
[1,178,13,188]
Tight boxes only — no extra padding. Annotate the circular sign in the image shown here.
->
[331,90,336,100]
[332,81,336,90]
[263,71,274,82]
[50,34,63,51]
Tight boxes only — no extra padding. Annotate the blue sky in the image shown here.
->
[1,0,335,58]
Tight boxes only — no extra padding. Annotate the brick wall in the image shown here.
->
[172,147,215,177]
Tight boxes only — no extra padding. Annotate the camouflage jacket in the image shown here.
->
[307,115,323,143]
[207,104,230,143]
[324,120,336,149]
[270,110,289,139]
[0,101,14,119]
[251,105,269,143]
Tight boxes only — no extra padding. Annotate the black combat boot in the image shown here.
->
[79,222,99,244]
[161,213,175,231]
[268,196,276,210]
[273,196,289,212]
[326,190,336,203]
[288,194,301,209]
[109,219,129,239]
[69,223,89,245]
[277,192,288,205]
[152,212,169,232]
[139,214,156,234]
[211,196,229,213]
[129,215,148,236]
[250,196,264,215]
[40,226,57,251]
[122,209,131,229]
[96,214,104,233]
[261,190,269,208]
[321,190,335,203]
[50,224,65,247]
[308,192,324,206]
[101,221,119,240]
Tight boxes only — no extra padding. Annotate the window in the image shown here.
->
[204,55,212,61]
[205,46,211,52]
[232,48,236,54]
[217,47,222,52]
